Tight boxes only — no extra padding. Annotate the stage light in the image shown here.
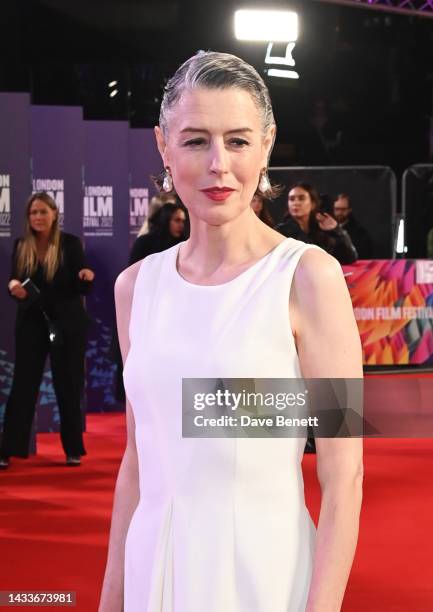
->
[109,89,118,98]
[108,80,118,88]
[234,9,298,42]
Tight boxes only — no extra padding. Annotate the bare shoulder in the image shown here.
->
[293,247,345,298]
[115,261,143,362]
[291,246,362,377]
[114,260,142,309]
[290,247,356,338]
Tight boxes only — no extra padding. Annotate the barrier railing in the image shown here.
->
[401,164,433,259]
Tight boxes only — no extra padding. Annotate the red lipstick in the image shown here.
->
[200,187,235,202]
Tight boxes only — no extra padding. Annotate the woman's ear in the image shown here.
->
[154,126,168,166]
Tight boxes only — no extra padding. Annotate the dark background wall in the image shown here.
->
[1,0,432,174]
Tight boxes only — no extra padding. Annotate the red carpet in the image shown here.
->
[1,414,432,611]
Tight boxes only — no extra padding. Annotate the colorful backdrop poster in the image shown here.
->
[343,259,433,365]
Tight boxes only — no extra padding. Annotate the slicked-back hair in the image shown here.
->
[159,50,275,137]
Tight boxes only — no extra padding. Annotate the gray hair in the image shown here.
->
[159,51,275,137]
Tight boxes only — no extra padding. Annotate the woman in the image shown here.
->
[0,192,94,469]
[137,193,177,237]
[99,52,363,612]
[129,202,188,265]
[276,182,358,265]
[251,193,275,228]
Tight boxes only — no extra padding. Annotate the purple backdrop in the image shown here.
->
[31,106,84,236]
[129,128,162,245]
[0,94,32,443]
[84,121,129,412]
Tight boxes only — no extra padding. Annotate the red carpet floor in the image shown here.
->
[1,413,432,611]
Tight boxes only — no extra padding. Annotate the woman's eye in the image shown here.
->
[229,138,250,147]
[183,138,206,147]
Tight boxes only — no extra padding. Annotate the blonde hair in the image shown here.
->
[16,192,62,282]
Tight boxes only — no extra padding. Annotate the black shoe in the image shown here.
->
[0,456,10,470]
[65,455,81,467]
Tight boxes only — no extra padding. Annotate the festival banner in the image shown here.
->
[128,128,162,244]
[84,121,129,411]
[31,106,85,432]
[0,94,32,446]
[342,259,433,365]
[31,105,84,235]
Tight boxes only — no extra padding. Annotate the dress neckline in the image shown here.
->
[173,238,293,289]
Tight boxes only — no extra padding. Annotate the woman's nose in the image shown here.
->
[208,142,229,174]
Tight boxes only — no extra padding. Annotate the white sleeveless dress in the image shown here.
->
[123,237,319,612]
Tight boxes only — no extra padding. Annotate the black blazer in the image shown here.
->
[9,232,93,333]
[276,216,358,265]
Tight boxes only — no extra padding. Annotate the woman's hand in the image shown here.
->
[78,268,95,282]
[8,279,28,300]
[316,212,338,231]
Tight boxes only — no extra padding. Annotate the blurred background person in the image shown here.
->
[129,201,189,265]
[137,193,177,237]
[251,194,275,228]
[333,193,373,259]
[0,192,94,470]
[276,182,357,265]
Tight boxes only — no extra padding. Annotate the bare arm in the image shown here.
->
[291,249,363,612]
[98,262,142,612]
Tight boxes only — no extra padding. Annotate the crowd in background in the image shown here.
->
[135,182,373,267]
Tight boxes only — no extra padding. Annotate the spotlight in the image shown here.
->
[108,80,118,88]
[234,10,298,42]
[109,89,118,98]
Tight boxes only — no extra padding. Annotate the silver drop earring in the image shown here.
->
[258,170,271,194]
[162,168,173,193]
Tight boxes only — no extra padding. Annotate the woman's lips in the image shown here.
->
[200,188,235,202]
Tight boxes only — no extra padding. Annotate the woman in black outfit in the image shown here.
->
[129,202,189,265]
[0,192,95,469]
[276,182,358,265]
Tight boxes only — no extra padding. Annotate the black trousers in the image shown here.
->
[0,314,87,458]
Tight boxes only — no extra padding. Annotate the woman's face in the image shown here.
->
[169,209,186,238]
[29,199,57,234]
[251,195,264,216]
[288,187,314,220]
[155,87,274,227]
